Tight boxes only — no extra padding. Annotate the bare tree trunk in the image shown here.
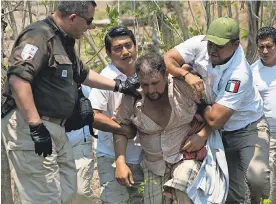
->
[1,9,13,204]
[49,1,59,13]
[234,2,239,21]
[1,142,13,204]
[22,0,28,29]
[203,1,211,31]
[259,1,263,28]
[27,1,33,24]
[152,14,160,53]
[171,1,189,40]
[246,1,261,64]
[7,2,19,39]
[268,0,276,26]
[217,1,222,17]
[49,1,54,13]
[188,1,202,34]
[211,2,215,22]
[53,1,59,11]
[227,1,232,18]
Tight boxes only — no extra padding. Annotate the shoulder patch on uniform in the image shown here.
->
[21,44,38,60]
[225,80,240,93]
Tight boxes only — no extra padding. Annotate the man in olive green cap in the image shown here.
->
[164,17,270,204]
[203,17,240,45]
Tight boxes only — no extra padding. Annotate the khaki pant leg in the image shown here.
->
[1,110,61,204]
[51,124,77,204]
[97,156,129,204]
[245,118,270,203]
[71,137,94,204]
[126,163,144,204]
[8,150,61,204]
[270,132,276,203]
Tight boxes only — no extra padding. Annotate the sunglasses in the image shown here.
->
[78,15,94,25]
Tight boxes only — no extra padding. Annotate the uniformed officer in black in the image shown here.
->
[1,1,140,203]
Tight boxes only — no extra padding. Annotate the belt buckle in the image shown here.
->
[42,116,66,126]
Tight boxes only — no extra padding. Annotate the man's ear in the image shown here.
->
[233,40,240,50]
[106,51,111,58]
[68,14,77,24]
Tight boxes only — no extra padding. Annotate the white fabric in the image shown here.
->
[187,130,229,204]
[67,85,92,147]
[175,35,264,131]
[89,64,143,164]
[252,59,276,132]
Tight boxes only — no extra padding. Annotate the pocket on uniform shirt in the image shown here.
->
[52,54,73,84]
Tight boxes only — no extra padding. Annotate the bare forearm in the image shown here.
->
[165,57,189,77]
[114,133,128,163]
[93,112,123,134]
[204,104,234,130]
[9,75,41,125]
[164,49,190,78]
[83,69,116,91]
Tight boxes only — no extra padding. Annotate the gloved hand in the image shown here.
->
[114,73,141,99]
[29,123,52,157]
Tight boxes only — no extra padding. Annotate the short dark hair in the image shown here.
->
[104,26,136,53]
[256,27,276,44]
[58,1,97,17]
[135,53,166,77]
[230,38,240,44]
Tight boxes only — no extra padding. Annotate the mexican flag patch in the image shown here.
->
[225,80,240,93]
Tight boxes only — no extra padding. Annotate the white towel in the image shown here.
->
[187,130,229,204]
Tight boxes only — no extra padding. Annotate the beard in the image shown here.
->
[145,86,167,102]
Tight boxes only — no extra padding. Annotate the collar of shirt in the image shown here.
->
[209,45,243,95]
[258,59,276,69]
[106,63,127,81]
[257,59,265,69]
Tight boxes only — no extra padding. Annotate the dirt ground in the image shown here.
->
[91,168,102,204]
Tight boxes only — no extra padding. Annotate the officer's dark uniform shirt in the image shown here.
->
[4,16,89,119]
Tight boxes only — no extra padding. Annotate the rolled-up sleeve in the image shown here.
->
[7,31,49,83]
[216,73,250,111]
[174,35,205,64]
[112,94,135,126]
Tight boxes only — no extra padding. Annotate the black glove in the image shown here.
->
[29,123,52,157]
[114,73,142,99]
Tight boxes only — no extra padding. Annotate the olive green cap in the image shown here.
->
[203,17,240,46]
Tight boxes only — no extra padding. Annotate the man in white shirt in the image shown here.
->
[164,17,270,204]
[89,26,144,204]
[66,85,94,204]
[252,27,276,204]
